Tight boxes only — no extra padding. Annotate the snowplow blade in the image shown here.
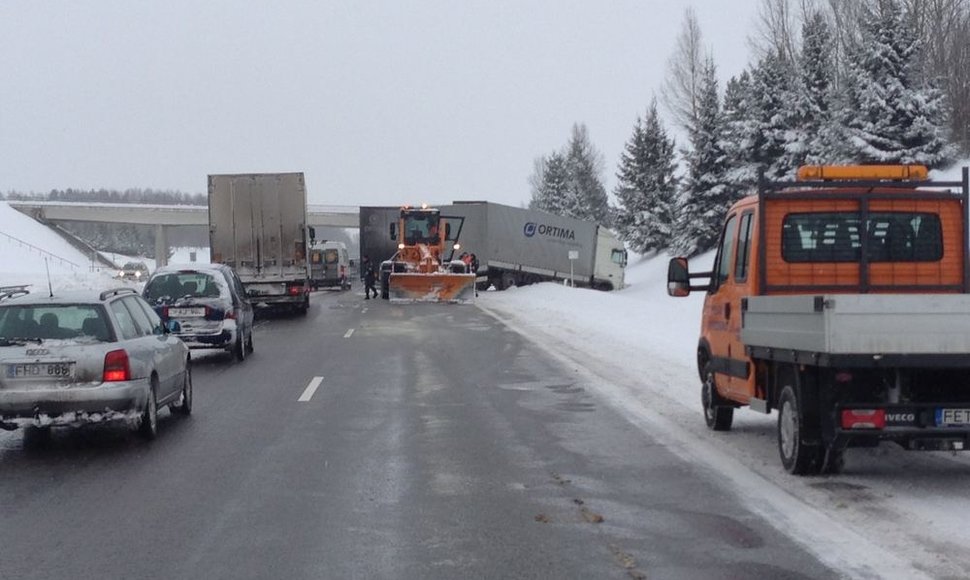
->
[388,273,476,303]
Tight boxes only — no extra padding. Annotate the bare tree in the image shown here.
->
[661,7,706,133]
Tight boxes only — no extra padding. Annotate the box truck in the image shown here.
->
[208,173,312,314]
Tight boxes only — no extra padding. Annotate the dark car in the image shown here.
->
[142,264,255,361]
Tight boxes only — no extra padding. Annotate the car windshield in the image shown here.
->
[0,304,111,342]
[123,262,145,271]
[144,272,224,303]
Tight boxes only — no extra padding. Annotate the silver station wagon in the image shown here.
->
[0,287,191,442]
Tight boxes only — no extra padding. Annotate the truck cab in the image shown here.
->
[669,165,970,474]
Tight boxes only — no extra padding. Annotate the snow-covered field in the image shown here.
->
[3,200,970,578]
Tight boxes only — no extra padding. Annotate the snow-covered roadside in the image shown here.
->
[479,255,970,580]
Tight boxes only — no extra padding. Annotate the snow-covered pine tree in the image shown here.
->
[842,0,953,168]
[796,10,843,166]
[528,152,569,215]
[562,123,611,225]
[721,71,759,192]
[674,58,731,256]
[614,100,678,254]
[748,52,797,180]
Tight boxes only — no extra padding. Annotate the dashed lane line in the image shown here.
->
[298,376,324,402]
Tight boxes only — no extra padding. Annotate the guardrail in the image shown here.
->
[0,230,81,269]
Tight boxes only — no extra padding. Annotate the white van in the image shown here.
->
[309,241,351,290]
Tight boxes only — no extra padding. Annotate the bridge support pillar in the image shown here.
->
[154,225,169,268]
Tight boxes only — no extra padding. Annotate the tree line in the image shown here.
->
[531,0,964,256]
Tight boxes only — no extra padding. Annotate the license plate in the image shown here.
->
[169,307,206,318]
[6,362,76,379]
[936,408,970,426]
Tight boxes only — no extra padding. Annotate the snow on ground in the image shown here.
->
[4,202,970,577]
[480,256,970,580]
[0,202,118,292]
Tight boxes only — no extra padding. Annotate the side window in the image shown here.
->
[715,214,739,286]
[110,299,139,340]
[122,297,153,337]
[132,297,164,335]
[234,273,248,301]
[734,212,754,281]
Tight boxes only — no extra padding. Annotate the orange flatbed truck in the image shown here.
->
[668,165,970,474]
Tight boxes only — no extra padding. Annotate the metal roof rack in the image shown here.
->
[99,287,138,301]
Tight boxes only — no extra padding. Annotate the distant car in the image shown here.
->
[117,261,150,281]
[142,264,255,361]
[0,287,191,441]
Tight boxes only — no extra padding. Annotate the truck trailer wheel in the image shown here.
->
[777,383,824,475]
[701,366,734,431]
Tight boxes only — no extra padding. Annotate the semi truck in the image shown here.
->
[667,164,970,474]
[359,201,627,292]
[208,172,312,314]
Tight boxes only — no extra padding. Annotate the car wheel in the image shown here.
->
[171,361,193,417]
[138,381,159,440]
[701,364,734,431]
[245,327,254,354]
[234,332,247,362]
[777,383,823,475]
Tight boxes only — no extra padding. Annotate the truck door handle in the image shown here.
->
[724,303,731,320]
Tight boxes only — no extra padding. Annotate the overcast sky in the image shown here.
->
[1,1,759,207]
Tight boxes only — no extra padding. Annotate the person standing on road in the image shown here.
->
[363,256,378,299]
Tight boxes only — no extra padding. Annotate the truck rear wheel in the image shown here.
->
[777,383,824,475]
[701,366,734,431]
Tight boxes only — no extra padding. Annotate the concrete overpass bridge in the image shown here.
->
[7,200,359,267]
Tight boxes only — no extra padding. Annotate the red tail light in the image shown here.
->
[841,409,886,430]
[224,309,236,320]
[288,285,302,296]
[103,349,131,382]
[162,306,169,318]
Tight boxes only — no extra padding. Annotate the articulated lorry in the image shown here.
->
[359,201,627,292]
[668,164,970,474]
[208,173,312,314]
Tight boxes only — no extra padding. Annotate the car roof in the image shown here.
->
[0,288,138,306]
[151,263,229,275]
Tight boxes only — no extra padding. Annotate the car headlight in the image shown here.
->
[135,271,141,278]
[118,271,124,277]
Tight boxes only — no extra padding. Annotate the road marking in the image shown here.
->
[298,376,324,402]
[344,328,355,338]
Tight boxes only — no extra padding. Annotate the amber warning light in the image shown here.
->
[796,165,929,181]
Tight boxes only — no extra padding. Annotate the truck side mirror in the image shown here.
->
[389,223,397,240]
[667,257,691,297]
[308,226,316,244]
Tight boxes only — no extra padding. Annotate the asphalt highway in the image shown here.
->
[0,289,838,580]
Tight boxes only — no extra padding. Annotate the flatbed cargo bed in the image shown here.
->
[742,294,970,360]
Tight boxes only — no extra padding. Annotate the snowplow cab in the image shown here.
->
[381,205,476,303]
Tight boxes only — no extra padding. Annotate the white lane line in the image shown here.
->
[298,376,324,402]
[344,328,355,338]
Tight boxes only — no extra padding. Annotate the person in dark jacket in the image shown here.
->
[362,256,378,299]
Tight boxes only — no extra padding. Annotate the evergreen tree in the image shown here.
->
[842,0,953,167]
[674,58,732,256]
[528,152,569,215]
[614,101,678,253]
[562,123,611,225]
[721,71,759,192]
[796,10,843,166]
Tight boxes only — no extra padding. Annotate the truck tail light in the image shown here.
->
[103,349,131,382]
[841,409,886,430]
[288,285,303,296]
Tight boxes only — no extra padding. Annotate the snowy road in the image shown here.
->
[0,289,837,579]
[481,258,970,580]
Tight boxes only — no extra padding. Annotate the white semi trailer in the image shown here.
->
[208,173,312,314]
[359,201,627,292]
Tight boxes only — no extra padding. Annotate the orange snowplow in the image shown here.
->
[380,205,476,303]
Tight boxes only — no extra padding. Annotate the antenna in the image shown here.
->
[45,258,54,297]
